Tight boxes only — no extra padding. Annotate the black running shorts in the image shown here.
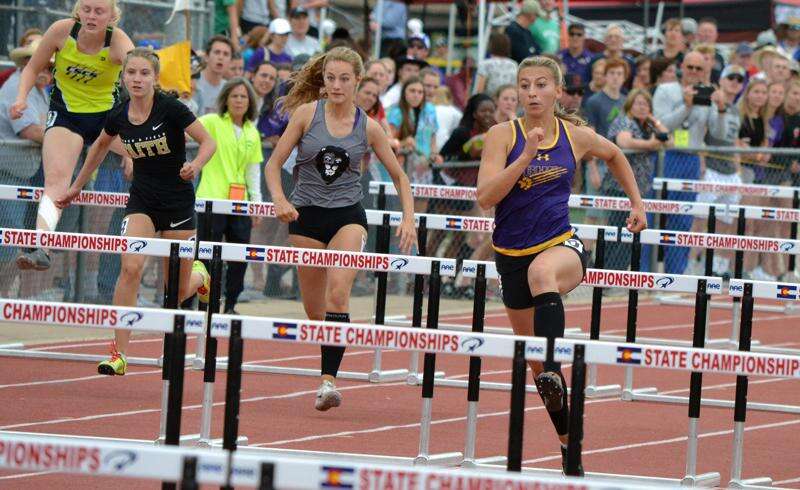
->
[288,203,368,245]
[124,192,197,233]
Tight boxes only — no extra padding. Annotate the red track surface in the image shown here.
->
[1,298,799,489]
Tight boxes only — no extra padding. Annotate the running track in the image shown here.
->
[1,299,799,488]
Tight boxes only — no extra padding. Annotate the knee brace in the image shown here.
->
[533,291,565,372]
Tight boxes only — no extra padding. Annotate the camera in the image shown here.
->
[644,120,669,142]
[692,84,715,106]
[655,131,669,142]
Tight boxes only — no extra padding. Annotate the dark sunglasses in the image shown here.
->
[726,74,745,83]
[565,88,584,96]
[568,31,584,37]
[685,64,704,72]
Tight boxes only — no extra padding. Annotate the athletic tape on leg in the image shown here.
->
[38,194,60,232]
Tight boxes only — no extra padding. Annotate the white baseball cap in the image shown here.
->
[269,18,291,35]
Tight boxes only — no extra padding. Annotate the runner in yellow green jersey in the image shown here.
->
[9,0,134,271]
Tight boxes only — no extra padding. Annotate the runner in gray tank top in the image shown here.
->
[291,98,368,208]
[265,47,417,411]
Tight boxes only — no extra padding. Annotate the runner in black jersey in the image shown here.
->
[57,47,217,375]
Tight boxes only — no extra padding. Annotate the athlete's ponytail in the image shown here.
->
[280,46,364,115]
[518,56,587,127]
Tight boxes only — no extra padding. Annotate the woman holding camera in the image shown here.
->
[602,88,668,270]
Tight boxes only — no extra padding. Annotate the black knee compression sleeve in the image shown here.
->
[320,312,348,377]
[533,292,565,372]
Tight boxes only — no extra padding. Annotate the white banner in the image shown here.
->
[554,339,800,379]
[639,229,800,254]
[209,315,543,360]
[0,299,205,334]
[653,177,795,198]
[729,279,800,301]
[0,229,183,258]
[210,243,457,276]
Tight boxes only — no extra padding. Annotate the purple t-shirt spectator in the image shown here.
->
[559,48,594,85]
[246,47,293,73]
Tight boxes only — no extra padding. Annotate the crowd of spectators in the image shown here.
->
[2,0,800,304]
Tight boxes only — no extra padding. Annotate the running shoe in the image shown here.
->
[193,260,210,303]
[315,379,342,411]
[560,445,585,476]
[98,344,127,376]
[16,248,51,271]
[535,371,564,412]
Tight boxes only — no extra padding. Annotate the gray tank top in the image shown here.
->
[290,99,369,208]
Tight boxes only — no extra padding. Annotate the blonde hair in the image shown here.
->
[739,77,768,120]
[623,88,653,115]
[431,86,453,105]
[281,46,364,115]
[71,0,121,26]
[518,56,586,126]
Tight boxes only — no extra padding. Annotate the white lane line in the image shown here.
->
[0,470,56,480]
[603,313,799,335]
[438,301,660,323]
[521,418,800,464]
[0,368,163,389]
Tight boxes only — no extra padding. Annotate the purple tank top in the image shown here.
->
[493,118,577,256]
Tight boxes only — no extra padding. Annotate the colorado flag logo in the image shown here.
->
[445,217,463,229]
[272,322,297,340]
[659,233,677,245]
[617,346,642,365]
[231,202,248,214]
[777,284,798,300]
[16,187,35,200]
[321,466,354,488]
[245,247,266,261]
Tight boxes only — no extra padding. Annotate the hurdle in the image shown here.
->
[208,284,541,467]
[0,431,640,489]
[191,242,457,449]
[0,298,204,467]
[0,228,197,367]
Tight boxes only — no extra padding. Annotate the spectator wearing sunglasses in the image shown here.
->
[652,50,729,274]
[560,73,585,114]
[558,23,593,85]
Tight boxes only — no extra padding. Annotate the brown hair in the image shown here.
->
[662,18,682,33]
[623,88,653,115]
[357,77,381,115]
[71,0,121,25]
[494,83,516,100]
[217,77,259,122]
[488,32,511,58]
[123,46,160,75]
[205,35,236,56]
[281,46,364,115]
[518,56,586,126]
[397,76,424,140]
[604,57,629,78]
[245,26,268,50]
[19,28,42,46]
[739,78,768,121]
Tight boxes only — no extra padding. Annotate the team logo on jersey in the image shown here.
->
[315,145,350,184]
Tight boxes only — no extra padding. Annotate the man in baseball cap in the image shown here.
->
[286,6,321,57]
[506,1,542,63]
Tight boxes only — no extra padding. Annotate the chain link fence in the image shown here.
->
[0,0,211,55]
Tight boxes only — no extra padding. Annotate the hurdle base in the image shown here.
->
[225,444,462,468]
[368,368,410,383]
[621,387,658,401]
[728,477,773,489]
[405,371,446,385]
[681,472,721,487]
[412,452,464,466]
[217,360,410,383]
[430,377,540,393]
[585,383,622,398]
[195,435,249,448]
[155,433,203,446]
[626,392,800,414]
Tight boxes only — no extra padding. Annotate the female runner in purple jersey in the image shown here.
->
[477,56,647,474]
